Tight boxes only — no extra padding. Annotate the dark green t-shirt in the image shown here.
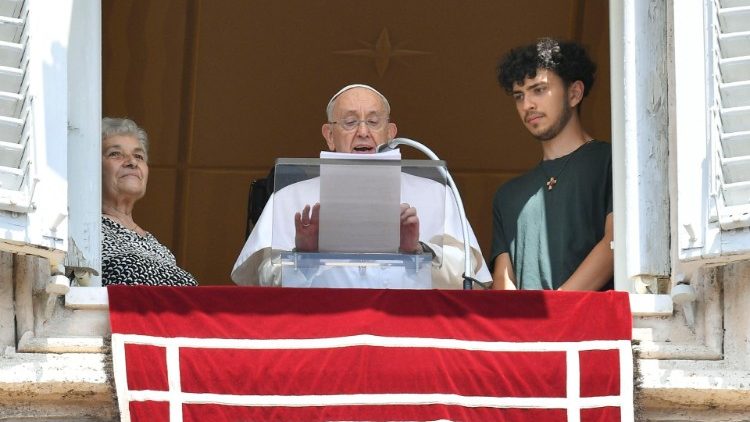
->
[490,140,613,290]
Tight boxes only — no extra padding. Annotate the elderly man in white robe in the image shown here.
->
[231,84,491,289]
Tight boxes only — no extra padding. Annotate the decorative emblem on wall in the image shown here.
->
[334,28,431,77]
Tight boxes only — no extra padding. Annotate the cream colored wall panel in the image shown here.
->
[132,167,177,252]
[102,0,187,167]
[189,1,585,172]
[182,170,269,285]
[451,171,521,255]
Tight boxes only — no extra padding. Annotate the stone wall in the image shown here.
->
[0,251,114,420]
[2,251,750,420]
[639,262,750,420]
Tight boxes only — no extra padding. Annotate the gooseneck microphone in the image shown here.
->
[378,138,479,290]
[375,142,395,153]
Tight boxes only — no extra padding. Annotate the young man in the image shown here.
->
[491,38,613,291]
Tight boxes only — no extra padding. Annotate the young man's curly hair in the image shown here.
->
[496,38,597,98]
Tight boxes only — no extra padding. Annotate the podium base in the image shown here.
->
[279,252,433,289]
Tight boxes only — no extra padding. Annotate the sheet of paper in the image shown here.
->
[319,149,401,160]
[318,155,401,253]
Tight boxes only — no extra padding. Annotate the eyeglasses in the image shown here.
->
[329,116,388,131]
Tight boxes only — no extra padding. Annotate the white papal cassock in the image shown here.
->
[231,172,491,289]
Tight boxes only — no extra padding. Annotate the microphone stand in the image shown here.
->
[378,138,479,290]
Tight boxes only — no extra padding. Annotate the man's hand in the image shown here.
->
[558,212,614,291]
[399,203,420,253]
[294,203,320,252]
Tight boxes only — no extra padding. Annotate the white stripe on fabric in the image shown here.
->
[126,390,625,410]
[110,334,132,422]
[566,349,581,422]
[619,341,635,421]
[111,334,634,417]
[113,333,630,353]
[166,345,182,421]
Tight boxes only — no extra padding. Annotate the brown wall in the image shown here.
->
[103,0,610,285]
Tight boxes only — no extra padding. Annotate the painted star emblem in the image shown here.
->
[334,28,431,77]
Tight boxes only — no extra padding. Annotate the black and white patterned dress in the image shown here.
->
[101,216,198,286]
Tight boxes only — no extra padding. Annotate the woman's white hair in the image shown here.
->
[101,117,149,154]
[325,84,391,121]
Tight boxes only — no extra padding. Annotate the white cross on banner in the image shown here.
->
[108,286,634,421]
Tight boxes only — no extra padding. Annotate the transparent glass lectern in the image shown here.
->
[271,157,448,289]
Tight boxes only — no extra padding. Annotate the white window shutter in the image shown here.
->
[0,1,73,265]
[0,0,32,213]
[673,0,750,265]
[0,1,101,275]
[715,1,750,229]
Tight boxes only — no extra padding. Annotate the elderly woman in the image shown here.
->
[101,117,197,286]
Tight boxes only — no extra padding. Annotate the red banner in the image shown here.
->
[108,286,633,421]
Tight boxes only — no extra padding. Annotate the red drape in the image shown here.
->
[108,286,633,422]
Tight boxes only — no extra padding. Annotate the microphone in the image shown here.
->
[379,137,480,290]
[376,142,396,153]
